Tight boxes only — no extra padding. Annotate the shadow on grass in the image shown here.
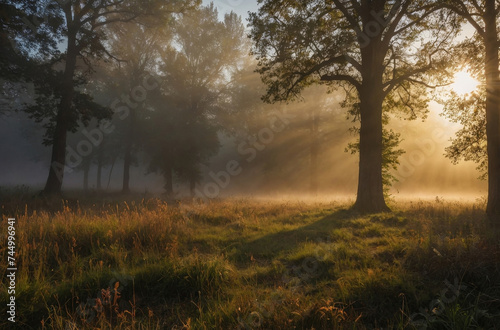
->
[229,207,366,263]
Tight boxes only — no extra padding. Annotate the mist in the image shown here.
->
[0,0,489,203]
[0,85,486,199]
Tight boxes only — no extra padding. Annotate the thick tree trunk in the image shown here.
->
[354,91,389,212]
[353,42,389,213]
[42,34,77,195]
[484,0,500,221]
[310,110,319,195]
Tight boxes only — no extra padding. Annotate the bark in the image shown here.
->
[122,105,137,193]
[353,41,390,213]
[42,31,77,195]
[354,90,389,212]
[484,0,500,221]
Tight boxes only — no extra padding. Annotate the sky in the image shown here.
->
[202,0,259,23]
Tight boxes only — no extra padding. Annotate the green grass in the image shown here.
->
[1,195,500,329]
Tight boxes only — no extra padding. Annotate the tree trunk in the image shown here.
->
[106,155,117,190]
[353,42,389,213]
[310,110,319,195]
[97,144,103,191]
[83,160,90,192]
[190,175,196,197]
[122,96,138,194]
[42,33,77,195]
[122,142,132,193]
[484,0,500,221]
[164,165,174,196]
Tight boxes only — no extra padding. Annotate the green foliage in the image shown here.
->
[347,127,405,194]
[438,34,488,179]
[24,64,112,145]
[443,87,487,179]
[249,0,457,104]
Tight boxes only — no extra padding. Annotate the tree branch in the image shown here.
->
[394,3,448,35]
[382,0,410,47]
[330,0,362,37]
[321,74,361,90]
[446,0,485,37]
[407,78,451,89]
[383,65,431,96]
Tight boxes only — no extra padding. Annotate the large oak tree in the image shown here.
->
[250,0,458,212]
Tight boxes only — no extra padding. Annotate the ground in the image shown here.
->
[1,193,499,329]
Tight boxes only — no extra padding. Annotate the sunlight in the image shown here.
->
[451,69,479,95]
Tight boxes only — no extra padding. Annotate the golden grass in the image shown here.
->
[1,195,499,329]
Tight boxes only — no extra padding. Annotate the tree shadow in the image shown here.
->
[229,207,362,263]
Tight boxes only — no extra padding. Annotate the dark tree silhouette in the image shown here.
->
[4,0,198,195]
[440,0,500,221]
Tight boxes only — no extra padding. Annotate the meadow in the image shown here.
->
[1,192,500,329]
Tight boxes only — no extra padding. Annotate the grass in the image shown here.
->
[1,193,500,329]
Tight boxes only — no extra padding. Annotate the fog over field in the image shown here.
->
[0,90,488,199]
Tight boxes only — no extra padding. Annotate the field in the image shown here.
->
[1,194,500,329]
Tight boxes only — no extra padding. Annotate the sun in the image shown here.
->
[451,69,479,96]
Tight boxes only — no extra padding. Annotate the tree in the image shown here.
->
[104,18,171,193]
[25,64,111,156]
[5,0,198,195]
[0,1,58,116]
[250,0,458,212]
[439,0,500,220]
[146,4,246,196]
